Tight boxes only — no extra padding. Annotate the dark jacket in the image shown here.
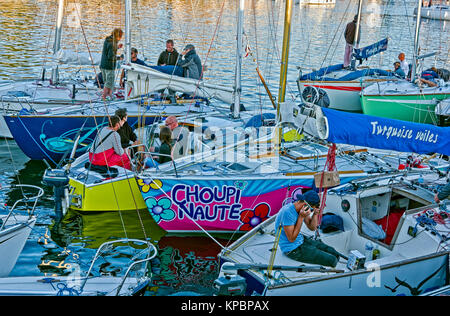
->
[438,182,450,201]
[344,21,361,45]
[157,49,180,66]
[177,49,203,80]
[100,35,119,70]
[117,121,137,148]
[158,142,172,164]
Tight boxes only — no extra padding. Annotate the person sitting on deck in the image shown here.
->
[157,39,180,66]
[115,108,143,158]
[417,67,440,87]
[275,190,343,268]
[398,53,409,78]
[434,182,450,203]
[177,44,203,80]
[145,126,173,168]
[89,115,131,170]
[393,61,406,79]
[120,47,149,88]
[164,115,189,159]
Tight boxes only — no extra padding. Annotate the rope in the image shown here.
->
[315,143,337,238]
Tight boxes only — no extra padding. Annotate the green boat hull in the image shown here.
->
[361,93,449,124]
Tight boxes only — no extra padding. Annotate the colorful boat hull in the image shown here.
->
[68,176,147,212]
[136,174,362,233]
[3,114,162,163]
[361,92,449,124]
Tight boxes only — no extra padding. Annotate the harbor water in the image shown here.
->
[0,0,448,295]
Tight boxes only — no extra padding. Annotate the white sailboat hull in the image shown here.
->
[414,5,450,21]
[0,79,101,138]
[0,276,145,296]
[123,64,234,104]
[0,215,36,277]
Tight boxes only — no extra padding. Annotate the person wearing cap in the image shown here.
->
[343,14,361,69]
[275,190,342,267]
[177,44,203,80]
[393,61,405,79]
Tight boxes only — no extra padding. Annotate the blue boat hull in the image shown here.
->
[3,114,164,163]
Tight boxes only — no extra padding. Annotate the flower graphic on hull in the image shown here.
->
[145,197,175,224]
[138,178,163,193]
[238,203,270,231]
[282,187,304,206]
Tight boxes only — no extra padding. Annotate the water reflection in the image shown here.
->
[1,0,447,108]
[149,235,227,295]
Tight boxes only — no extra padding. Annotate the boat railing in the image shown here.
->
[134,150,179,177]
[79,239,158,296]
[0,184,44,231]
[1,95,36,115]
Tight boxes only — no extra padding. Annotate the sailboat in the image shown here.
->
[360,0,450,124]
[0,184,44,277]
[121,0,234,105]
[0,0,106,139]
[43,0,259,215]
[414,3,450,21]
[296,0,396,112]
[215,172,449,296]
[2,0,217,164]
[0,239,158,296]
[131,0,436,234]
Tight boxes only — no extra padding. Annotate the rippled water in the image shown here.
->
[0,0,449,295]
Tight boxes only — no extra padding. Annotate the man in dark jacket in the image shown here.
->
[177,44,203,80]
[157,39,180,66]
[343,15,360,69]
[100,28,123,100]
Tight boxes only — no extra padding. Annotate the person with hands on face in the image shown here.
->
[275,190,342,267]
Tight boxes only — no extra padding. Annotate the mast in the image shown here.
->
[276,0,294,146]
[411,0,423,82]
[51,0,65,84]
[277,0,294,120]
[232,0,245,119]
[124,0,132,100]
[351,0,363,70]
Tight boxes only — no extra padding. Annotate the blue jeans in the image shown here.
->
[286,237,340,268]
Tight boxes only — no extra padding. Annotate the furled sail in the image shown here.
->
[316,107,450,155]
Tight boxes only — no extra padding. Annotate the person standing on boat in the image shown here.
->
[89,115,131,170]
[100,28,123,100]
[275,190,342,268]
[177,44,203,80]
[343,15,360,69]
[157,39,180,66]
[434,182,450,203]
[398,53,409,78]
